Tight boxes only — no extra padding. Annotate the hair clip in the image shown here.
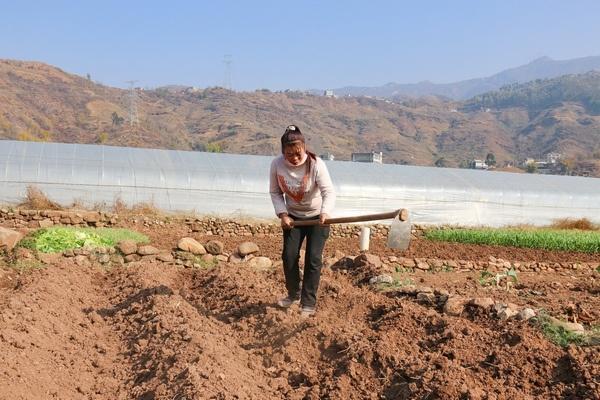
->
[286,125,296,131]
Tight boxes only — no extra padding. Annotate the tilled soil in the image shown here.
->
[0,226,599,399]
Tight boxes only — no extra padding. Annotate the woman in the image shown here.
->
[269,124,336,317]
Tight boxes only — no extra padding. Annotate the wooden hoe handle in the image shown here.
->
[291,209,407,227]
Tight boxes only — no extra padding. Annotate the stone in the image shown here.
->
[498,306,519,320]
[201,254,214,263]
[470,297,495,310]
[177,237,206,255]
[216,255,228,262]
[110,254,124,265]
[415,261,430,270]
[61,249,73,257]
[73,255,89,266]
[137,245,159,256]
[0,227,23,251]
[98,254,111,264]
[237,241,259,256]
[81,212,99,223]
[395,285,419,295]
[399,257,416,268]
[353,253,382,269]
[247,256,273,270]
[37,252,60,265]
[117,240,137,255]
[518,308,536,321]
[157,253,174,262]
[368,274,394,285]
[228,252,244,264]
[205,240,224,255]
[444,297,466,316]
[38,219,54,228]
[124,254,141,263]
[190,222,203,232]
[71,216,84,225]
[416,292,437,304]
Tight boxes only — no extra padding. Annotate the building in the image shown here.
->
[470,159,488,169]
[319,153,335,161]
[545,152,562,164]
[324,89,334,98]
[351,151,383,164]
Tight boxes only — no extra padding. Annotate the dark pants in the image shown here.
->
[282,215,330,308]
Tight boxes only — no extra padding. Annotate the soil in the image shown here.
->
[0,222,599,399]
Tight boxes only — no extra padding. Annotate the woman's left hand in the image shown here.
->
[319,213,329,225]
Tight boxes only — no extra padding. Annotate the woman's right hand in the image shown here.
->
[280,214,293,229]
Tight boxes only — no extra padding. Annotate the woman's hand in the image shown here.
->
[280,214,293,229]
[319,213,329,225]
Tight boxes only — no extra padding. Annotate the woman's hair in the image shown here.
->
[280,124,304,150]
[280,124,317,160]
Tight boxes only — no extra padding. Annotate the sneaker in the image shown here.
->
[277,296,299,308]
[300,305,316,318]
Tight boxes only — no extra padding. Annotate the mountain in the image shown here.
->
[0,59,599,177]
[332,56,600,100]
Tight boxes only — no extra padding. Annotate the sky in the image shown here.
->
[2,0,600,91]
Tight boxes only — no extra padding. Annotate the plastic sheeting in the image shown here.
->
[1,140,600,226]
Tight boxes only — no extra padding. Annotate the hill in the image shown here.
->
[0,59,599,176]
[332,56,600,100]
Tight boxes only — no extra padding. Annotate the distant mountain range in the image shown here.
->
[330,56,600,100]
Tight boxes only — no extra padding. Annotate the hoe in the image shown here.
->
[290,209,411,250]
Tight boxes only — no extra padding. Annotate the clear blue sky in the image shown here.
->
[2,0,600,91]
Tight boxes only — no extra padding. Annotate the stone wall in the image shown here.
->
[0,208,424,239]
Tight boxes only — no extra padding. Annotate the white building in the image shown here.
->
[351,151,383,164]
[470,159,488,169]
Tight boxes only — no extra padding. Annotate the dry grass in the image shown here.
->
[18,186,62,210]
[550,218,598,231]
[111,196,162,217]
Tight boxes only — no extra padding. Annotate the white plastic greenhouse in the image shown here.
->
[1,140,600,226]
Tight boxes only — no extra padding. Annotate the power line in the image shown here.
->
[125,80,139,127]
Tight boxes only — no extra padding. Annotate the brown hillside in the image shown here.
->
[1,59,599,176]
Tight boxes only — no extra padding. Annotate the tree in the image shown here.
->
[96,132,109,144]
[434,157,448,168]
[526,163,538,173]
[205,143,222,153]
[485,152,496,167]
[111,112,124,126]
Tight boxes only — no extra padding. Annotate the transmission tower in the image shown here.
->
[223,55,233,90]
[125,80,139,127]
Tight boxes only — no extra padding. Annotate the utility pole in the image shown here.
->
[125,80,139,127]
[223,55,233,90]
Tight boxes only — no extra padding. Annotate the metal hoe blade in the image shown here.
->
[387,212,411,250]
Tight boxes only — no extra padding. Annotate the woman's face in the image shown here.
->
[283,142,306,166]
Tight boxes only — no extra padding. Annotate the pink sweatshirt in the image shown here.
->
[269,154,336,218]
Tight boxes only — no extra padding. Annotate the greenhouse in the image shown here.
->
[1,140,600,226]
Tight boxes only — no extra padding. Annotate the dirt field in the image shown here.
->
[0,222,599,399]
